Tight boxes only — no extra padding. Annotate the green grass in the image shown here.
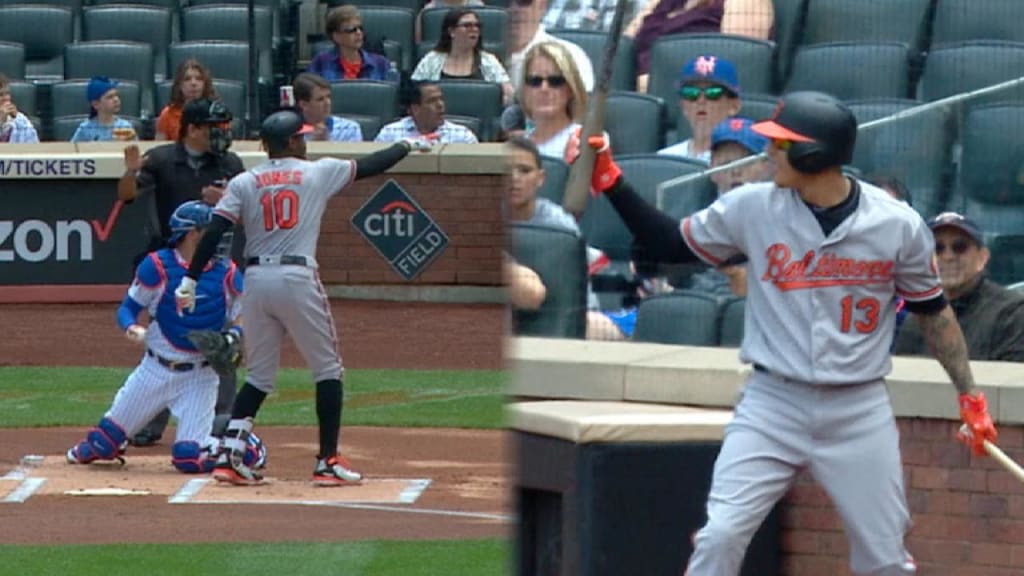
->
[0,367,508,429]
[0,540,509,576]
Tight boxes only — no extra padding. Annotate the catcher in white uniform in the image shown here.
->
[66,201,265,473]
[570,91,999,575]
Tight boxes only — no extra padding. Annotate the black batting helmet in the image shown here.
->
[752,91,857,174]
[260,109,313,150]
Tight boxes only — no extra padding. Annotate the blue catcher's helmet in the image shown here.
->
[168,200,213,246]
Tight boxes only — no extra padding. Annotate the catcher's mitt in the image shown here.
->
[186,330,242,375]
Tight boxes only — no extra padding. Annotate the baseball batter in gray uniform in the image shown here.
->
[572,91,999,575]
[173,109,432,486]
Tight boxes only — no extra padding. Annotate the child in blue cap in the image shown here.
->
[70,76,137,142]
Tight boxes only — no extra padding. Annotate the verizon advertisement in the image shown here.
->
[0,181,153,285]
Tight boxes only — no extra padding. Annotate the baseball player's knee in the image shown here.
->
[171,441,217,474]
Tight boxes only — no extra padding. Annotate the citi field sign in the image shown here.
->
[351,179,449,280]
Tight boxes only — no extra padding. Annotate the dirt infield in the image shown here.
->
[0,300,511,545]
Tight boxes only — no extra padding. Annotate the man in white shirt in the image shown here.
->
[374,81,479,144]
[507,0,595,92]
[657,55,742,164]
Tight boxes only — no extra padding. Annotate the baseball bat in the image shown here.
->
[959,424,1024,483]
[562,0,629,217]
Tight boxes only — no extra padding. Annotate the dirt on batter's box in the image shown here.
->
[0,300,506,370]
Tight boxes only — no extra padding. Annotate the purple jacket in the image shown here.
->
[307,47,390,81]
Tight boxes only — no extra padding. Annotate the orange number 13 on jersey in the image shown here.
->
[840,295,881,333]
[260,189,300,231]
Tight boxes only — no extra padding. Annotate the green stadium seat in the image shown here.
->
[437,79,503,141]
[919,41,1024,108]
[930,0,1024,47]
[0,5,73,81]
[986,235,1024,287]
[800,0,931,53]
[785,42,911,100]
[719,297,745,347]
[0,41,24,79]
[956,103,1024,234]
[604,90,664,155]
[508,222,589,339]
[329,79,400,125]
[633,291,722,345]
[82,5,172,79]
[63,41,155,118]
[537,155,569,205]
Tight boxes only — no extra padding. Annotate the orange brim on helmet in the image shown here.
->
[751,120,816,142]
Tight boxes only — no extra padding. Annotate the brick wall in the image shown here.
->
[317,172,503,286]
[780,418,1024,575]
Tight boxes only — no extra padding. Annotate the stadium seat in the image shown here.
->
[537,155,569,205]
[648,34,774,129]
[437,80,503,141]
[420,6,507,59]
[0,41,24,80]
[51,79,141,119]
[736,94,784,124]
[633,291,722,346]
[8,79,36,116]
[156,78,248,138]
[800,0,931,53]
[444,113,482,141]
[330,0,421,11]
[340,114,382,141]
[718,297,745,347]
[53,113,143,141]
[956,103,1024,234]
[771,0,809,86]
[330,79,400,125]
[846,98,954,219]
[169,40,254,85]
[785,42,911,100]
[507,222,589,339]
[63,41,155,118]
[0,0,82,40]
[0,5,73,81]
[181,5,275,80]
[986,235,1024,287]
[355,6,415,72]
[918,41,1024,107]
[548,28,636,92]
[603,90,665,155]
[82,5,172,79]
[930,0,1024,47]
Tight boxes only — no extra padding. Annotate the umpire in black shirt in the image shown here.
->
[117,98,245,446]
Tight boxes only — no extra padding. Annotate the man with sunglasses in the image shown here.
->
[572,90,998,576]
[658,55,742,163]
[507,0,594,92]
[892,212,1024,361]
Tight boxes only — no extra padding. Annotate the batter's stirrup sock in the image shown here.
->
[231,382,268,420]
[316,378,343,459]
[222,417,254,459]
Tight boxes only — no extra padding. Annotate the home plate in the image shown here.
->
[186,477,433,506]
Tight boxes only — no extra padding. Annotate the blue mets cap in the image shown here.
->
[678,55,740,95]
[711,117,768,154]
[927,212,985,246]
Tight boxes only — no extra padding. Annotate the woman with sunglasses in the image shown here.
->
[626,0,774,94]
[415,0,483,43]
[307,5,390,82]
[658,55,742,163]
[412,8,514,104]
[519,42,590,160]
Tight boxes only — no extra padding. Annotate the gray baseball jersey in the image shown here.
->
[681,180,941,384]
[214,157,356,392]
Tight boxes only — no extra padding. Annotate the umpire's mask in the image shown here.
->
[209,124,233,157]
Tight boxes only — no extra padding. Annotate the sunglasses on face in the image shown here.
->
[341,24,364,34]
[679,85,728,101]
[513,0,533,6]
[935,239,972,256]
[525,75,567,88]
[456,21,481,29]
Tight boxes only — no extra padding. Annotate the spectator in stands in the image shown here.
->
[375,80,479,144]
[70,76,137,143]
[0,73,38,144]
[308,5,390,82]
[117,97,245,447]
[626,0,774,94]
[507,0,595,93]
[416,0,484,44]
[892,212,1024,361]
[412,8,514,104]
[658,55,742,163]
[505,252,547,311]
[543,0,652,33]
[293,73,362,142]
[519,42,588,159]
[155,59,217,141]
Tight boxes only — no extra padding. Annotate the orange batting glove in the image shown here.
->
[957,392,998,456]
[564,128,623,196]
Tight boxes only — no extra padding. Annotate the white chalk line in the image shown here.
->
[168,477,211,503]
[2,478,47,503]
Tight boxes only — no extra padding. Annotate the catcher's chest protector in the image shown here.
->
[150,249,232,350]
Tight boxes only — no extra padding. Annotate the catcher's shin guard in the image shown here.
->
[212,418,265,485]
[67,417,128,464]
[171,440,218,473]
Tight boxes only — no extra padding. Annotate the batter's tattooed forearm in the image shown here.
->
[917,306,976,395]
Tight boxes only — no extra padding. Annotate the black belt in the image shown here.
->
[148,349,210,372]
[246,255,308,266]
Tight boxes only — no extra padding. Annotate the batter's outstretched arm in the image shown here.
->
[605,177,700,264]
[916,304,977,395]
[185,215,233,280]
[354,142,413,181]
